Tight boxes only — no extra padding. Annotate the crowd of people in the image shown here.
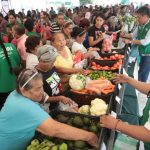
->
[0,3,150,150]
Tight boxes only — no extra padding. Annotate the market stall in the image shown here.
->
[25,40,133,150]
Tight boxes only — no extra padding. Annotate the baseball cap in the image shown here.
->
[37,45,58,63]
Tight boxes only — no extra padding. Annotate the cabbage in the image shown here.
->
[78,105,90,115]
[90,103,108,116]
[69,74,86,90]
[91,98,106,106]
[90,98,108,116]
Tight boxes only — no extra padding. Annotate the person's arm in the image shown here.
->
[60,76,70,83]
[121,27,138,40]
[113,74,150,95]
[46,96,73,105]
[122,29,150,45]
[37,118,98,147]
[100,115,150,142]
[120,32,132,39]
[55,66,83,74]
[89,36,103,47]
[117,121,150,142]
[126,77,150,95]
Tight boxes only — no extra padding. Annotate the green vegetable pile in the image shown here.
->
[87,71,115,80]
[27,139,67,150]
[56,114,101,150]
[27,114,100,150]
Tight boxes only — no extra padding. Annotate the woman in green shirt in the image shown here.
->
[0,37,21,109]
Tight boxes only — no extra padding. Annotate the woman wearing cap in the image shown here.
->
[62,21,74,49]
[36,45,77,112]
[88,14,106,48]
[0,69,98,150]
[71,26,100,69]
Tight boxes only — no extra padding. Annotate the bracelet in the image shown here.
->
[114,119,121,131]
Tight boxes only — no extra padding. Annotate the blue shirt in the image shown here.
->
[0,90,50,150]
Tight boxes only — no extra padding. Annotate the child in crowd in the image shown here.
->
[71,26,100,69]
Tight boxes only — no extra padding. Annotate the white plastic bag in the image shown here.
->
[58,100,78,112]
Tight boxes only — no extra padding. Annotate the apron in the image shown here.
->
[140,98,150,150]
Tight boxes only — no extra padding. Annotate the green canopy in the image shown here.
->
[121,0,129,4]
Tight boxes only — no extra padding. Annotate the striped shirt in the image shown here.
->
[50,22,62,33]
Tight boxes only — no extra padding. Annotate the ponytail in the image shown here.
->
[0,36,13,73]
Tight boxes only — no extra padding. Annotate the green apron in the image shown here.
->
[140,98,150,150]
[122,61,139,116]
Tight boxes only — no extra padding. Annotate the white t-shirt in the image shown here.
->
[72,41,87,54]
[72,42,87,68]
[71,42,100,68]
[26,53,39,69]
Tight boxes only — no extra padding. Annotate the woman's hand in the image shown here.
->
[87,133,98,148]
[123,38,131,44]
[83,69,91,75]
[98,33,104,42]
[59,96,73,105]
[113,74,130,84]
[120,32,126,38]
[100,115,119,130]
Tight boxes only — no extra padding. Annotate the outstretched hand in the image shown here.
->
[113,74,130,84]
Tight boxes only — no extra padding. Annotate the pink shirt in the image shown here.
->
[17,34,28,61]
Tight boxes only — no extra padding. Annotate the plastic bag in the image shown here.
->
[58,100,78,112]
[73,51,83,64]
[101,35,113,53]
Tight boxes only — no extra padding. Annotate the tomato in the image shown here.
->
[97,64,100,68]
[121,55,124,58]
[92,66,97,70]
[92,62,96,66]
[103,57,108,60]
[110,55,115,60]
[111,67,115,70]
[105,66,110,70]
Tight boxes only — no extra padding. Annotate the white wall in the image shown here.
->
[9,0,80,13]
[10,0,47,13]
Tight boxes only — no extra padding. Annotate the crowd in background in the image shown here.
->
[1,3,150,150]
[0,3,142,109]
